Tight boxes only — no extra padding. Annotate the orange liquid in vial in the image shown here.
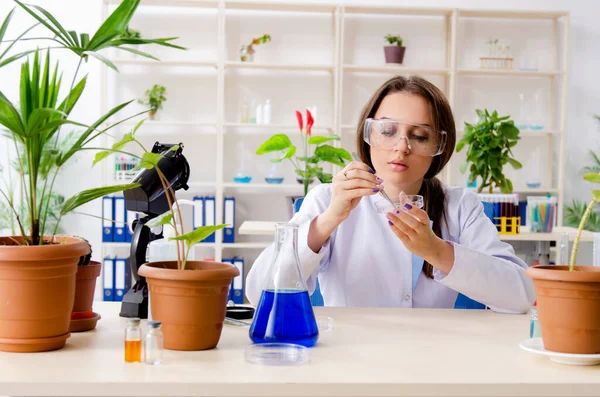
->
[124,339,142,363]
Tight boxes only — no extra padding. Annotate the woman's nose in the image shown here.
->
[393,136,411,154]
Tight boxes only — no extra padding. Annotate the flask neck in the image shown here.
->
[266,223,306,292]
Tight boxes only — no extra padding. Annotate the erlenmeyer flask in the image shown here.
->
[249,223,319,347]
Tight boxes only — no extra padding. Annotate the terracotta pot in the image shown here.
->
[138,261,240,351]
[0,236,90,352]
[525,265,600,354]
[73,261,102,313]
[384,46,406,64]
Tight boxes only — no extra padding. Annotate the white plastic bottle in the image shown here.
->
[256,103,263,124]
[263,99,271,124]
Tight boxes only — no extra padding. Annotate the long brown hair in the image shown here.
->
[356,75,456,278]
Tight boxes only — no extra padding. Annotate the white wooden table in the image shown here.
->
[1,302,599,396]
[240,221,594,243]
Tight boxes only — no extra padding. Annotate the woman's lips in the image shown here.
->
[388,161,408,172]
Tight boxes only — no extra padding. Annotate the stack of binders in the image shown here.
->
[102,256,132,302]
[222,257,245,304]
[192,196,235,243]
[102,196,138,243]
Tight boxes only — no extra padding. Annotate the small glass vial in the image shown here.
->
[145,320,164,365]
[530,302,541,339]
[124,318,142,363]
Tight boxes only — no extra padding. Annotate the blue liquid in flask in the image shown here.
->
[249,289,319,347]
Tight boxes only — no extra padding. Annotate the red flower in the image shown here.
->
[295,110,303,134]
[306,108,314,137]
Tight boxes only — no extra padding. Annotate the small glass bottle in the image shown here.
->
[145,320,164,365]
[124,318,142,363]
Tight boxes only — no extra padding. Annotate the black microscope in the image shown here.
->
[119,142,190,319]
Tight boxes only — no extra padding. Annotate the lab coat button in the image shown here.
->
[404,294,411,301]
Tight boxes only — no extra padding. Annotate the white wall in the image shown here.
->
[0,0,598,269]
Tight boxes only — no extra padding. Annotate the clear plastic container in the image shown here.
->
[374,195,424,214]
[245,343,308,366]
[145,320,164,365]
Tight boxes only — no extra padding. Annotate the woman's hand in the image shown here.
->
[386,203,455,274]
[324,161,383,224]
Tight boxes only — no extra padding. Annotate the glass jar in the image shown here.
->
[145,320,164,365]
[239,45,254,62]
[124,318,142,363]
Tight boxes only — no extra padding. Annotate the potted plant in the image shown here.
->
[0,0,184,352]
[456,109,522,193]
[526,115,600,355]
[70,238,102,333]
[256,109,351,210]
[240,34,271,62]
[384,34,406,64]
[93,124,239,351]
[138,84,166,120]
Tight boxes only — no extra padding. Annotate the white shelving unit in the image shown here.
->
[100,1,569,265]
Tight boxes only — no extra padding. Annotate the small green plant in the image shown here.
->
[256,109,351,196]
[138,84,166,118]
[456,109,522,193]
[120,26,141,40]
[384,34,403,47]
[240,34,271,61]
[565,147,600,232]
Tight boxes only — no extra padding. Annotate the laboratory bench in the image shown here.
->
[0,302,598,396]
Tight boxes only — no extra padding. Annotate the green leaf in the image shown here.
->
[171,224,227,246]
[507,158,522,169]
[271,146,296,163]
[87,0,140,50]
[476,109,485,119]
[0,91,25,136]
[459,161,468,174]
[139,152,162,169]
[456,141,465,152]
[584,173,600,184]
[308,135,340,145]
[256,134,292,154]
[117,46,160,61]
[499,123,520,139]
[0,8,15,45]
[61,183,140,215]
[314,145,352,167]
[57,75,86,115]
[0,49,37,68]
[84,51,118,71]
[92,151,112,167]
[145,211,173,229]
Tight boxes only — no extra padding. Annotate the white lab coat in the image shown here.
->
[246,184,535,313]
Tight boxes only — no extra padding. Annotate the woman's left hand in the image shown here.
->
[386,204,455,273]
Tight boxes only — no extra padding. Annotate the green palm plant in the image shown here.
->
[0,0,186,245]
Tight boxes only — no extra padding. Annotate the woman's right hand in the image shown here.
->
[324,161,383,224]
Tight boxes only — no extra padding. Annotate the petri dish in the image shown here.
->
[245,343,309,366]
[374,195,424,214]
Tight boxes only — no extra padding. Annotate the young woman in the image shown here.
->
[246,75,535,313]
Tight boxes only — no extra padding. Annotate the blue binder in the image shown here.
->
[113,196,126,242]
[223,197,235,243]
[114,257,127,302]
[193,196,204,230]
[232,257,244,304]
[204,196,216,243]
[222,258,234,301]
[103,257,114,301]
[102,196,114,242]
